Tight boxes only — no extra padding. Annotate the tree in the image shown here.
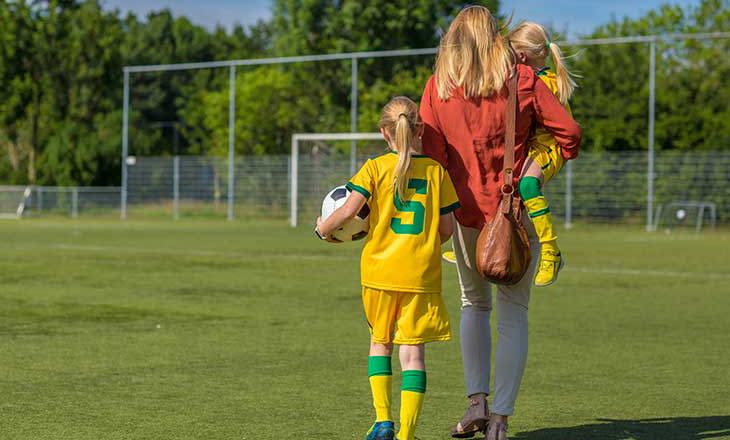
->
[571,0,730,151]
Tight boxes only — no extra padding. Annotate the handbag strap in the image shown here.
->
[503,67,518,193]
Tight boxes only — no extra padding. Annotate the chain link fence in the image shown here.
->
[122,150,730,228]
[0,186,120,218]
[4,151,726,225]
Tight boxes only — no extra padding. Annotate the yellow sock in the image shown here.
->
[398,370,426,440]
[369,375,392,422]
[524,196,559,249]
[368,356,393,422]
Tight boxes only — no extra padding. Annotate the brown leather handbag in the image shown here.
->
[475,69,532,285]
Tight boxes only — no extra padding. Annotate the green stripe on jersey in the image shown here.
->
[440,201,461,215]
[346,182,371,199]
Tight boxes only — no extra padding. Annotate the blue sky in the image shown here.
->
[103,0,700,37]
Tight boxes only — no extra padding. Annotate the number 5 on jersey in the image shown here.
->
[391,179,427,235]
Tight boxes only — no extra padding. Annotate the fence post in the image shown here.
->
[290,136,298,227]
[227,65,236,221]
[71,188,79,218]
[565,160,573,229]
[121,69,129,220]
[173,156,180,220]
[350,57,358,176]
[37,187,43,215]
[646,38,657,232]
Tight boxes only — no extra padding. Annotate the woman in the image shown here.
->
[419,6,581,440]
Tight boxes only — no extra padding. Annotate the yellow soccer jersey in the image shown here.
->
[533,68,573,148]
[346,152,460,294]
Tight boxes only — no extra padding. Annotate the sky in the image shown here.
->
[103,0,701,37]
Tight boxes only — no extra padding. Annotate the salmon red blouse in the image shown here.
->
[420,64,582,229]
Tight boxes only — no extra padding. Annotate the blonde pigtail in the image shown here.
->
[393,115,413,204]
[548,41,577,105]
[378,97,422,204]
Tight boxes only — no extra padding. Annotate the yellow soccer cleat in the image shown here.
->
[442,250,457,264]
[534,250,565,287]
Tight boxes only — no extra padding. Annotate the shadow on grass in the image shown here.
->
[513,416,730,440]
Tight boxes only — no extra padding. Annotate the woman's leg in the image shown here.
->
[489,216,540,434]
[453,222,493,395]
[451,222,491,436]
[398,344,427,440]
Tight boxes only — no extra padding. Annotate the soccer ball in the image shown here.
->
[321,185,370,242]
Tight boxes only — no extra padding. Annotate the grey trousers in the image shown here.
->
[452,217,540,416]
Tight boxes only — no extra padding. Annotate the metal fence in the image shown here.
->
[119,151,730,228]
[127,156,289,219]
[0,186,120,218]
[2,150,726,225]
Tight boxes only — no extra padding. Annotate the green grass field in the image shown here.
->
[1,220,729,439]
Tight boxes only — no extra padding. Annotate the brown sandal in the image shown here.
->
[486,420,508,440]
[450,394,489,438]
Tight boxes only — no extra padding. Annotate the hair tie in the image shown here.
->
[398,113,408,119]
[546,39,552,50]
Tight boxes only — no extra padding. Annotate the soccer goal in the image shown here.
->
[653,201,717,233]
[0,186,32,219]
[290,133,386,227]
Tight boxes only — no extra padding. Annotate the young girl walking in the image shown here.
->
[509,21,579,287]
[316,96,460,440]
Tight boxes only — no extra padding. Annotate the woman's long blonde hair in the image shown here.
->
[434,5,512,100]
[508,21,577,105]
[379,96,422,203]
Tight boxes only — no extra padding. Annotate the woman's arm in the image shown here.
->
[316,192,367,240]
[532,77,582,160]
[420,76,449,167]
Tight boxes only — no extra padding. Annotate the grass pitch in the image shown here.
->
[1,219,729,439]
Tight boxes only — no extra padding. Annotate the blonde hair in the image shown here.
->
[508,21,577,105]
[434,5,512,100]
[379,96,422,203]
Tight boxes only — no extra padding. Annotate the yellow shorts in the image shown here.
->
[362,287,451,345]
[528,140,564,183]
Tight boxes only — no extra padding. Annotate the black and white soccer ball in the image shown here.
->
[321,185,370,242]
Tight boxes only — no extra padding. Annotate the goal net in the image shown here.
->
[0,186,31,219]
[290,133,386,227]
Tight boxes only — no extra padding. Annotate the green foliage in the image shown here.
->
[183,66,316,156]
[572,0,730,151]
[0,0,728,186]
[0,0,268,185]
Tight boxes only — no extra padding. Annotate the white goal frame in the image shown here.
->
[0,186,31,219]
[290,132,384,227]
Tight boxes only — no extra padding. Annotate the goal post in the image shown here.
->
[0,186,31,219]
[290,132,385,227]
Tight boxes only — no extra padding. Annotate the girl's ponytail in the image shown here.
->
[393,114,413,204]
[379,96,422,204]
[548,41,577,105]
